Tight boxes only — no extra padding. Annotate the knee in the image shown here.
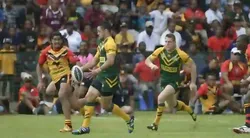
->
[125,106,133,114]
[58,90,68,99]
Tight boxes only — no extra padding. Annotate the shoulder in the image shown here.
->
[222,60,230,65]
[41,46,51,54]
[176,48,188,55]
[106,37,116,45]
[19,86,26,92]
[154,47,165,53]
[200,83,208,90]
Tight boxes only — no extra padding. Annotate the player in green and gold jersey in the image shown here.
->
[146,34,197,131]
[72,21,134,135]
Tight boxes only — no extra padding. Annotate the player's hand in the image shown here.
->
[189,83,197,92]
[88,68,102,79]
[150,64,159,71]
[37,82,45,92]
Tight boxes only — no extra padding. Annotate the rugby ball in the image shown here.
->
[71,65,84,83]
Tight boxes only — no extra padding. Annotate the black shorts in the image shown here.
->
[81,78,92,88]
[55,74,71,91]
[17,101,33,114]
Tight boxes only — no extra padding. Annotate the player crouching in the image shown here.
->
[36,32,81,132]
[191,73,243,114]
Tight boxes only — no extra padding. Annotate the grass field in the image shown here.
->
[0,111,249,138]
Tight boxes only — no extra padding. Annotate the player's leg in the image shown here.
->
[58,81,74,132]
[101,94,134,133]
[121,106,133,115]
[72,80,100,135]
[147,84,174,131]
[233,90,250,133]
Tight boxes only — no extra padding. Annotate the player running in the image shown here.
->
[146,34,197,131]
[36,32,81,132]
[72,21,134,135]
[233,35,250,133]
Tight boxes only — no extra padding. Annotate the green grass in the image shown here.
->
[0,111,249,138]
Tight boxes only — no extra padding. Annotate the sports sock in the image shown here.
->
[244,103,250,127]
[176,100,193,114]
[153,103,165,126]
[81,103,95,127]
[112,104,130,122]
[65,120,72,128]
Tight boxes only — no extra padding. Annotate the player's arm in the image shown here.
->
[221,62,231,85]
[191,84,206,107]
[36,51,47,83]
[179,50,197,84]
[81,50,100,71]
[145,48,162,70]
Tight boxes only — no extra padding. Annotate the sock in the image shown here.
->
[112,104,130,122]
[65,120,72,128]
[176,100,193,114]
[153,103,165,126]
[80,107,85,116]
[82,103,95,127]
[244,103,250,127]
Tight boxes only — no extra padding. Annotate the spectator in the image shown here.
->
[113,70,134,116]
[133,55,160,110]
[198,58,220,85]
[66,2,82,29]
[184,0,207,44]
[37,25,50,51]
[207,20,221,38]
[137,21,160,51]
[81,24,95,42]
[183,20,202,50]
[0,26,20,50]
[40,0,66,31]
[100,0,119,13]
[17,73,39,114]
[132,41,146,65]
[207,26,229,61]
[149,2,173,35]
[137,6,151,32]
[221,47,247,95]
[136,0,161,12]
[115,2,131,28]
[205,0,223,24]
[84,0,105,28]
[165,0,185,32]
[234,17,247,37]
[3,0,19,28]
[0,38,16,99]
[77,41,93,65]
[115,22,135,52]
[60,22,82,53]
[232,1,249,25]
[19,19,38,51]
[160,20,182,47]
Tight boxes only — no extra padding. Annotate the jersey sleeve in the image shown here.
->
[149,47,164,61]
[105,39,117,55]
[38,50,47,65]
[177,48,192,64]
[67,49,79,64]
[197,84,208,96]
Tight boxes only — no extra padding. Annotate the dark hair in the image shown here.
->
[65,21,74,27]
[165,34,176,42]
[50,31,63,40]
[238,34,250,44]
[100,21,112,32]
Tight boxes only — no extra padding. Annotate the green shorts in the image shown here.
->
[91,75,119,96]
[160,81,180,92]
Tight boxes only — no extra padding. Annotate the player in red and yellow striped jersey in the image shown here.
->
[36,32,80,133]
[233,35,250,134]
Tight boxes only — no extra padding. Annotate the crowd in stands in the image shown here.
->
[0,0,250,115]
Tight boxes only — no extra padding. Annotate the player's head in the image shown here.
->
[50,32,64,50]
[205,73,217,86]
[97,21,112,39]
[236,34,249,53]
[164,34,176,51]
